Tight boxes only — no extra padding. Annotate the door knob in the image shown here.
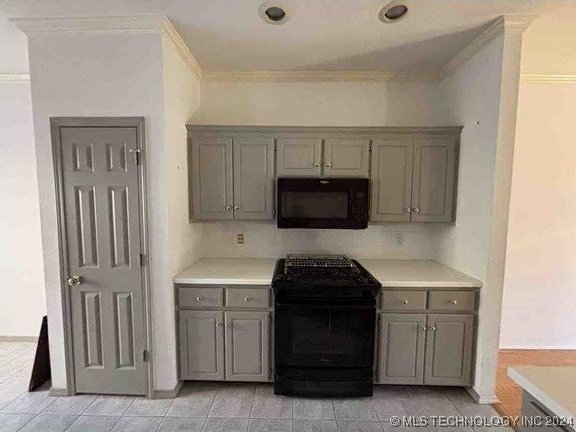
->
[67,275,84,286]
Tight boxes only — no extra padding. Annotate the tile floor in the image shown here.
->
[0,342,510,432]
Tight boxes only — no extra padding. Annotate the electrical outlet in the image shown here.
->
[237,233,245,244]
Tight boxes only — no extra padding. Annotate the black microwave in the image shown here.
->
[277,178,369,229]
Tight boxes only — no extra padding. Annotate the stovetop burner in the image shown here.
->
[285,254,355,269]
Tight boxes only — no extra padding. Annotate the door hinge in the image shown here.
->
[129,148,142,165]
[142,349,149,362]
[139,253,145,267]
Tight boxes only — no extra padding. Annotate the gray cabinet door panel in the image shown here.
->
[378,313,426,384]
[411,137,456,222]
[424,314,474,385]
[233,138,275,220]
[191,137,233,220]
[179,310,225,380]
[276,137,322,176]
[61,126,148,395]
[225,311,270,382]
[324,138,370,177]
[370,139,413,222]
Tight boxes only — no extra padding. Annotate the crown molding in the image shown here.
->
[203,70,441,83]
[10,15,202,78]
[521,74,576,84]
[442,14,537,77]
[0,73,31,81]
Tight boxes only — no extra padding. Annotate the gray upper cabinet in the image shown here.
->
[233,138,275,220]
[411,137,456,223]
[370,138,413,222]
[323,138,370,177]
[424,314,474,386]
[276,137,322,177]
[378,313,426,384]
[225,311,270,382]
[191,137,233,220]
[179,310,225,380]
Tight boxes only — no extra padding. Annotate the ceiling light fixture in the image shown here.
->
[259,1,290,25]
[379,1,409,23]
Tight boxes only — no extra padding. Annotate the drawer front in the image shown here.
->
[226,288,270,308]
[429,291,476,311]
[381,290,427,311]
[179,287,223,308]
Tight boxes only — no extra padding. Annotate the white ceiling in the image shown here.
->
[1,0,575,74]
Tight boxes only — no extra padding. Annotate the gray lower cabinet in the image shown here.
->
[424,314,474,385]
[225,311,270,382]
[179,310,225,380]
[276,137,322,176]
[179,308,270,382]
[378,314,426,384]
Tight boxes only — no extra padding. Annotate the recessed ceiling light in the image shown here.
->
[259,2,290,25]
[379,1,409,23]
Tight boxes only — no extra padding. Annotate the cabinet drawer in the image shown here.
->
[226,288,270,308]
[179,287,224,308]
[428,291,476,311]
[381,290,427,310]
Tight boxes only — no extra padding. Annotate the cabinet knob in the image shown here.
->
[326,163,332,167]
[216,323,222,327]
[402,299,409,305]
[244,297,252,302]
[403,207,411,213]
[449,299,458,305]
[313,162,320,167]
[429,326,437,331]
[419,326,427,331]
[225,206,232,211]
[234,205,241,210]
[196,297,205,301]
[225,323,231,328]
[413,207,420,213]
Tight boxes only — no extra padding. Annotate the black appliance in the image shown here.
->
[276,178,369,229]
[273,255,381,397]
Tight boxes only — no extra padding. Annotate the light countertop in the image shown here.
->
[173,258,482,288]
[508,366,576,420]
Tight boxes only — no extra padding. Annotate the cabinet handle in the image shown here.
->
[234,205,241,210]
[216,323,223,327]
[413,207,420,213]
[419,326,427,331]
[401,300,409,305]
[313,162,320,167]
[196,297,205,301]
[326,162,332,167]
[429,326,437,331]
[244,297,252,302]
[225,206,232,211]
[449,300,458,305]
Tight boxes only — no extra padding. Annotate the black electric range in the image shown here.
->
[272,255,381,397]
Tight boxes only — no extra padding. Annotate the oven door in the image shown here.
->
[277,178,368,229]
[275,297,375,368]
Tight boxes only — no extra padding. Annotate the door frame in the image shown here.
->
[50,117,154,397]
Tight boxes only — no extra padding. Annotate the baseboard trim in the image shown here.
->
[466,387,499,404]
[49,387,72,397]
[0,336,39,342]
[153,380,183,399]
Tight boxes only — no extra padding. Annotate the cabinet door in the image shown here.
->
[276,137,322,176]
[411,137,456,222]
[324,138,370,177]
[424,314,474,386]
[378,313,426,384]
[233,138,275,220]
[191,137,233,220]
[179,310,224,380]
[370,139,413,222]
[225,311,270,382]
